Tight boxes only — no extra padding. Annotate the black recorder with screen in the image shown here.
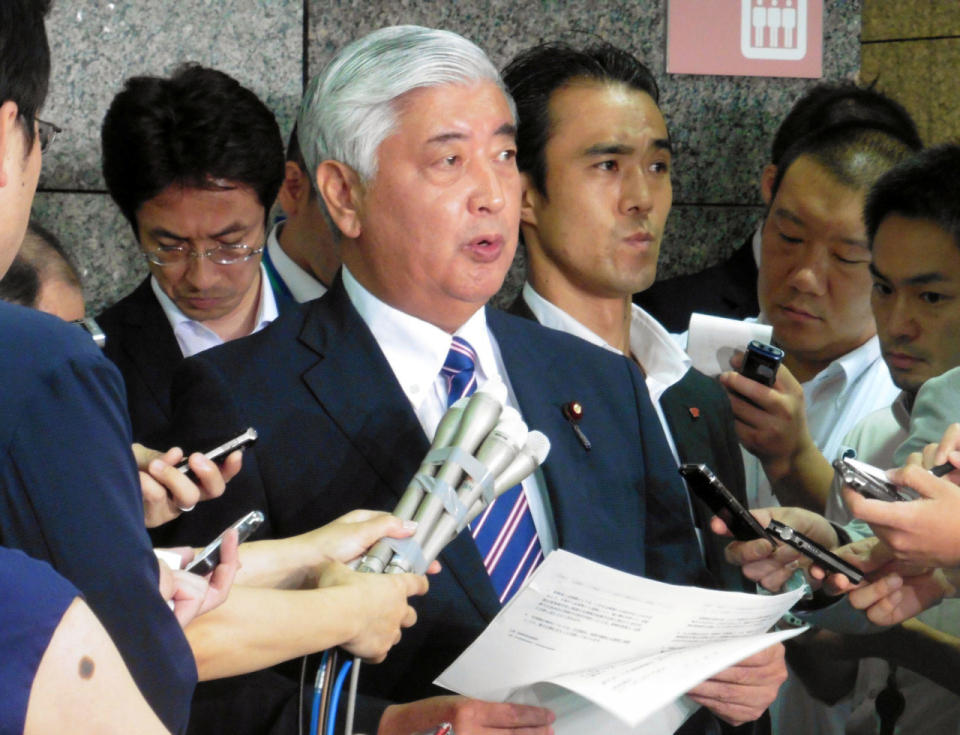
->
[679,463,863,583]
[740,340,785,387]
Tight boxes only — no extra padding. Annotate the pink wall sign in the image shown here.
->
[667,0,823,78]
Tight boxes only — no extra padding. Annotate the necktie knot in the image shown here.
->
[442,336,478,405]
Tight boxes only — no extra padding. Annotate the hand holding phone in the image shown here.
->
[176,427,258,479]
[681,463,864,582]
[185,510,264,575]
[834,456,915,502]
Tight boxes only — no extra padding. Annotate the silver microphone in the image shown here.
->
[418,410,528,567]
[358,396,470,573]
[385,380,507,572]
[463,431,551,527]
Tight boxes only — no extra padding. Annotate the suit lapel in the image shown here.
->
[298,282,501,621]
[660,374,730,586]
[119,279,183,422]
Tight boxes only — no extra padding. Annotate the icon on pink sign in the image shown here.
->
[742,0,807,60]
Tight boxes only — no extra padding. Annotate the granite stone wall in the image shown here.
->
[31,1,860,315]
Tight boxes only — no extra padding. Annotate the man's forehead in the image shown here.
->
[392,81,515,136]
[548,81,668,140]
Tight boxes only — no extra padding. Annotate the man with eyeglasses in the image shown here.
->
[98,64,287,442]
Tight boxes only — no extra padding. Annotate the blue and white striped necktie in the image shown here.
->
[441,337,543,603]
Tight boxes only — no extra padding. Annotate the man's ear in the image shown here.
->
[316,160,364,240]
[0,100,22,190]
[276,161,309,216]
[760,164,777,206]
[519,172,541,229]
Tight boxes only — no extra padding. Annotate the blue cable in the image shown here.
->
[327,659,354,735]
[309,650,331,735]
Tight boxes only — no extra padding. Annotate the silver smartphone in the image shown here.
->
[185,510,264,575]
[833,456,915,502]
[176,427,258,477]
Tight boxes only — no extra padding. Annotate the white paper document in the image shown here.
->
[685,313,773,377]
[436,550,806,734]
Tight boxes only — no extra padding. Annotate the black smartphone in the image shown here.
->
[177,427,258,476]
[679,463,773,542]
[185,510,264,575]
[766,520,864,584]
[740,340,784,387]
[833,456,914,502]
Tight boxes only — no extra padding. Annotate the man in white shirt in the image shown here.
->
[635,82,922,335]
[263,124,339,304]
[97,65,287,441]
[813,144,960,735]
[501,41,753,598]
[716,120,920,513]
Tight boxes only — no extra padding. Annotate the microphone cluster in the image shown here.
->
[358,379,551,575]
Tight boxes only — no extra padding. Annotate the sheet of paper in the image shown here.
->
[436,550,806,731]
[685,313,773,377]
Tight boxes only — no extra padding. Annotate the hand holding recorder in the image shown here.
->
[684,463,862,585]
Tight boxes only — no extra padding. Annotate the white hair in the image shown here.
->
[297,25,515,186]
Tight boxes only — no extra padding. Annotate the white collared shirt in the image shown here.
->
[743,314,899,508]
[342,267,557,554]
[522,283,690,463]
[266,224,328,303]
[151,264,279,358]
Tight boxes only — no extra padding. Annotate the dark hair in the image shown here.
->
[0,0,53,148]
[865,144,960,250]
[0,220,79,306]
[0,255,38,306]
[771,81,922,166]
[770,119,918,202]
[503,41,660,196]
[285,122,316,198]
[101,64,284,238]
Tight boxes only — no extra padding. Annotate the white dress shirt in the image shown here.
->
[521,283,690,464]
[342,267,557,554]
[151,265,279,358]
[265,224,328,303]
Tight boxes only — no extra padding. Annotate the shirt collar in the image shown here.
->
[893,390,912,430]
[266,224,328,303]
[522,282,690,400]
[342,266,495,412]
[751,222,763,267]
[810,335,884,392]
[150,264,278,358]
[750,311,884,393]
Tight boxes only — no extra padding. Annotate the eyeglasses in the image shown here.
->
[142,243,265,267]
[36,119,62,153]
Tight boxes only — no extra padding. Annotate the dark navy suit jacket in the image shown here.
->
[154,278,715,734]
[508,296,751,594]
[98,274,297,443]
